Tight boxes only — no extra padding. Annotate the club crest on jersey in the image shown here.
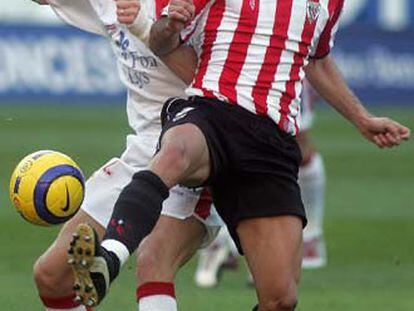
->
[306,1,321,23]
[249,0,256,10]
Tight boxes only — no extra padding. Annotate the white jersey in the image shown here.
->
[48,0,224,240]
[49,0,187,166]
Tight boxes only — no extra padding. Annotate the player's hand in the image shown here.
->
[166,0,195,33]
[115,0,141,25]
[357,116,411,148]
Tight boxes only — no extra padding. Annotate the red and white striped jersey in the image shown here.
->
[180,0,344,135]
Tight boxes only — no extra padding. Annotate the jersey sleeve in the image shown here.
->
[310,0,344,59]
[48,0,106,36]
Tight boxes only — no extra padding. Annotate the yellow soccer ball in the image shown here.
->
[9,150,85,226]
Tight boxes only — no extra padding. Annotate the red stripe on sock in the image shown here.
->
[40,294,80,308]
[136,282,175,301]
[194,188,213,220]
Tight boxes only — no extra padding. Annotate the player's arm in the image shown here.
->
[305,56,410,148]
[149,0,197,56]
[117,0,197,84]
[159,45,197,84]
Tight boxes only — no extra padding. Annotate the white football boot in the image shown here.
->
[302,234,327,269]
[194,242,231,288]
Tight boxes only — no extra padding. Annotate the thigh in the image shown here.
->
[136,215,206,285]
[157,97,232,188]
[237,216,303,304]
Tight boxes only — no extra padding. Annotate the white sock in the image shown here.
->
[139,295,177,311]
[101,239,130,267]
[137,282,177,311]
[299,153,326,240]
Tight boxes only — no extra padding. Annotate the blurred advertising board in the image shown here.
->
[0,25,123,103]
[0,0,413,104]
[334,27,414,105]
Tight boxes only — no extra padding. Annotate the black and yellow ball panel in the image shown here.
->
[9,151,85,226]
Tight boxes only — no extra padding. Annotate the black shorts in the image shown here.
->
[160,96,306,253]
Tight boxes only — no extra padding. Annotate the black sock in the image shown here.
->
[252,305,258,311]
[103,170,169,254]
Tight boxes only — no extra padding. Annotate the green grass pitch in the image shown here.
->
[0,104,413,310]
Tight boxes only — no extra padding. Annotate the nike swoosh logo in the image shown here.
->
[62,184,70,212]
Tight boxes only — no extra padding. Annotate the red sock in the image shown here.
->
[137,282,177,311]
[40,294,93,310]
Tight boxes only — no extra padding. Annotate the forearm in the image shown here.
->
[160,45,197,84]
[149,17,182,56]
[130,20,196,83]
[305,56,371,128]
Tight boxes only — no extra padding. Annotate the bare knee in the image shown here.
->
[261,297,297,311]
[152,125,210,187]
[159,141,190,174]
[153,140,192,187]
[260,285,298,311]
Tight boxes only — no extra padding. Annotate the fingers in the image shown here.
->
[373,133,389,149]
[372,135,385,149]
[398,126,411,141]
[169,0,195,24]
[117,7,139,15]
[115,0,140,25]
[116,0,140,9]
[385,132,399,145]
[169,7,193,23]
[383,120,412,146]
[366,117,411,149]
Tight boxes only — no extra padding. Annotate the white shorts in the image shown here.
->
[81,135,223,247]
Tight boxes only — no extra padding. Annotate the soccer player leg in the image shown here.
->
[208,107,305,310]
[136,216,204,311]
[136,186,221,310]
[296,131,327,269]
[69,98,213,307]
[212,173,305,311]
[34,158,134,310]
[238,216,303,311]
[34,210,104,311]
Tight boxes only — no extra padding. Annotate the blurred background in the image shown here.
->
[0,0,413,310]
